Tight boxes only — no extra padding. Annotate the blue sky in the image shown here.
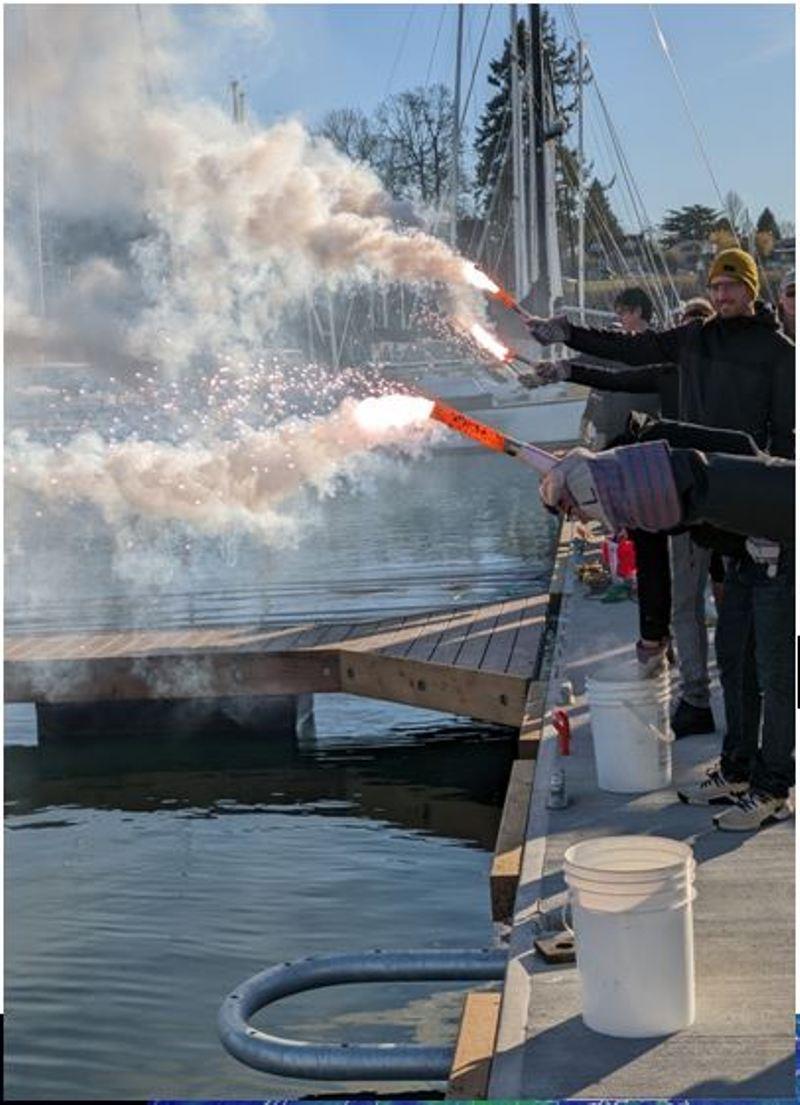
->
[176,3,795,233]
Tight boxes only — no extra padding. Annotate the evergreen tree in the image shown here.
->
[756,206,781,240]
[660,204,720,244]
[472,13,589,280]
[585,177,625,261]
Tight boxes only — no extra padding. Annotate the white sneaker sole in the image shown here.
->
[714,805,793,832]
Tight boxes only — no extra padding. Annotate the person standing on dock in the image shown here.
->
[527,248,795,832]
[520,296,718,738]
[576,286,662,449]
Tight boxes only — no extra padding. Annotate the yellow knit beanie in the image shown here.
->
[708,248,759,299]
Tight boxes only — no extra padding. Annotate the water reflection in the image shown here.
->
[6,718,516,851]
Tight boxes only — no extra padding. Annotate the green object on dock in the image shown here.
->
[599,580,632,603]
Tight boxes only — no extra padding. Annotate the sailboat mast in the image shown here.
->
[451,4,464,248]
[509,6,529,298]
[525,8,539,286]
[528,4,548,315]
[577,37,586,323]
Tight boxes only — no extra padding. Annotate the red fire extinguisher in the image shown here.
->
[552,709,572,756]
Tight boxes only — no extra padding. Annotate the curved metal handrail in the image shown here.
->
[218,946,507,1080]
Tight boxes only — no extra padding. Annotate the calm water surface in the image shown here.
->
[5,388,557,1100]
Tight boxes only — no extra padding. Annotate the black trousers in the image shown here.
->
[629,529,671,641]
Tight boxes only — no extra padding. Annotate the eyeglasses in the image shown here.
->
[707,280,742,293]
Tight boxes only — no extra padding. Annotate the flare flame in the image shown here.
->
[352,394,435,434]
[469,322,512,363]
[462,261,501,295]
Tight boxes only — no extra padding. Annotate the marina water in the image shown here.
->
[5,384,557,1099]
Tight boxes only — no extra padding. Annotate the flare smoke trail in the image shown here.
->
[5,5,486,373]
[6,398,439,544]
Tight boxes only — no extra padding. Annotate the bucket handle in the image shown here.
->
[622,701,674,744]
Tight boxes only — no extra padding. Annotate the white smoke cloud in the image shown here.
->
[6,398,440,545]
[5,5,485,375]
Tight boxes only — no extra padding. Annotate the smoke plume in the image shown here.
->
[6,399,439,544]
[5,5,485,373]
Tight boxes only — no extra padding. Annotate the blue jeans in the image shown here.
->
[715,552,795,797]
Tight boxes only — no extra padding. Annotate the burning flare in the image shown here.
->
[462,261,529,315]
[469,322,512,363]
[353,394,435,434]
[462,261,501,295]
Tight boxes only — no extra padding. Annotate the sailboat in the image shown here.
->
[375,4,587,448]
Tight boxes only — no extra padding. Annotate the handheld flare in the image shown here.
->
[462,262,534,321]
[430,400,556,474]
[466,321,536,371]
[352,393,556,474]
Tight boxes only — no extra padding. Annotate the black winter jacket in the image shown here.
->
[563,304,795,457]
[567,360,679,420]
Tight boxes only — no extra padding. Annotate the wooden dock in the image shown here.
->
[4,592,549,730]
[450,523,795,1100]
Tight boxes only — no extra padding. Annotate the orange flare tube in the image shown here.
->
[429,399,556,473]
[430,400,507,452]
[492,286,518,310]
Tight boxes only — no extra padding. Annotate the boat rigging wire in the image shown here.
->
[384,5,418,100]
[423,5,447,88]
[648,7,776,302]
[565,6,681,318]
[459,5,494,132]
[647,5,739,248]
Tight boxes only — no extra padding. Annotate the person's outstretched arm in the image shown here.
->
[526,315,683,366]
[539,441,794,543]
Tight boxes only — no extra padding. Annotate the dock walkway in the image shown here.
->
[484,529,794,1098]
[4,592,549,729]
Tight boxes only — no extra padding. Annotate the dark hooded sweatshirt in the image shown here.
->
[560,303,795,458]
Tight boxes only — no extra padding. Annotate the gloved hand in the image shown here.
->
[539,441,683,534]
[517,361,570,389]
[745,537,781,577]
[539,447,613,528]
[526,315,571,345]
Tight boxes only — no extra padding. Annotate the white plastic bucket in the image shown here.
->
[564,835,696,1037]
[586,660,672,792]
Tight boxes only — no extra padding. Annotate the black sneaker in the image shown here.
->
[671,699,715,739]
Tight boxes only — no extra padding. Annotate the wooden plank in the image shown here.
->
[304,619,363,648]
[4,648,342,703]
[517,680,546,761]
[337,615,412,653]
[447,991,502,1100]
[450,602,505,670]
[6,633,84,662]
[490,759,536,924]
[504,595,548,676]
[429,605,499,668]
[287,621,330,649]
[372,615,423,654]
[479,599,528,674]
[410,607,462,664]
[334,619,395,653]
[403,608,458,662]
[389,610,451,659]
[337,650,527,727]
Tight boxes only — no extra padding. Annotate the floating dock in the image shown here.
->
[4,591,549,732]
[452,522,795,1099]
